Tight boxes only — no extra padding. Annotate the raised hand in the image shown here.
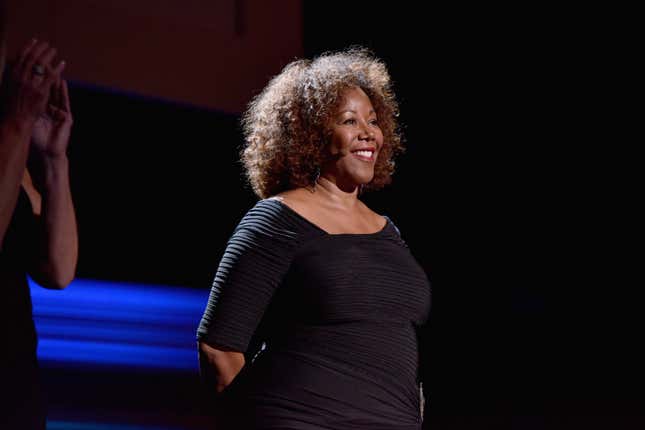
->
[31,79,73,158]
[2,39,65,129]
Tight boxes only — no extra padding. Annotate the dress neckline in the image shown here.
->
[266,198,391,237]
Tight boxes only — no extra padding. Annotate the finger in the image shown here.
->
[51,59,66,77]
[33,47,57,88]
[56,79,65,111]
[49,77,61,108]
[61,80,71,113]
[21,41,49,81]
[43,60,65,89]
[56,78,64,108]
[38,47,58,72]
[14,38,38,75]
[21,41,49,79]
[48,106,67,121]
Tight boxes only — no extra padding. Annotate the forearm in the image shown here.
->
[30,155,78,289]
[0,119,32,244]
[198,342,245,395]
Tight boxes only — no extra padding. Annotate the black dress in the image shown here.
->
[197,199,431,429]
[0,189,46,430]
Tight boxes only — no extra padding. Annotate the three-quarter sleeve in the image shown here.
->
[196,200,299,353]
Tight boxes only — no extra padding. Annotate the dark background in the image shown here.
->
[19,3,638,429]
[68,9,543,430]
[7,2,566,429]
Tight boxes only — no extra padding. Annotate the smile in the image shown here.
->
[351,149,375,162]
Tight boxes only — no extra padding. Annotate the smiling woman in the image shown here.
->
[325,86,384,190]
[196,48,430,429]
[240,48,404,200]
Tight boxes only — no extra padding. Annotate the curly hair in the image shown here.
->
[241,47,404,199]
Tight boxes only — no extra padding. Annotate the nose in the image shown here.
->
[359,126,375,141]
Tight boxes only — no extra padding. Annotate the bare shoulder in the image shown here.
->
[358,199,386,225]
[271,188,314,212]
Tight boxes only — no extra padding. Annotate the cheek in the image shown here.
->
[331,132,354,153]
[376,132,385,148]
[328,137,342,155]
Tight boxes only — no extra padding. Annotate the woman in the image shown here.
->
[0,36,78,429]
[197,48,430,429]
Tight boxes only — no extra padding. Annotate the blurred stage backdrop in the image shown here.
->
[5,1,544,429]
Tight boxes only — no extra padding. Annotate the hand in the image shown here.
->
[2,39,65,130]
[31,79,73,158]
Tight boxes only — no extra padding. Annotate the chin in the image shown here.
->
[354,172,374,186]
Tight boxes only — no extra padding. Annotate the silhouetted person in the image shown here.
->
[0,33,78,430]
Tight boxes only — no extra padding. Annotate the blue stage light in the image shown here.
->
[30,278,210,372]
[48,421,187,430]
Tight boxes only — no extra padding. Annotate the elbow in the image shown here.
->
[44,265,76,290]
[46,274,74,290]
[30,265,76,290]
[36,274,73,290]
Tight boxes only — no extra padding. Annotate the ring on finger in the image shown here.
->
[32,64,46,76]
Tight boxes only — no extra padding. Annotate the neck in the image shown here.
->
[312,175,360,209]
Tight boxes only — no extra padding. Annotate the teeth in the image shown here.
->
[355,151,373,158]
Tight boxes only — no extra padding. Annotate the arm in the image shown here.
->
[198,341,245,394]
[196,200,298,396]
[27,78,77,289]
[0,39,58,246]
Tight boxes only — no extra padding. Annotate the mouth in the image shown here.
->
[350,147,377,162]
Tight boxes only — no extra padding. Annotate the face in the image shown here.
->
[321,86,384,191]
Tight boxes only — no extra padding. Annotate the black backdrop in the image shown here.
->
[50,3,552,429]
[303,4,546,428]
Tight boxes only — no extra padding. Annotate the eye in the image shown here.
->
[369,118,379,126]
[343,118,356,125]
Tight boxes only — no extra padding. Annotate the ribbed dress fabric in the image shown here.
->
[197,198,431,429]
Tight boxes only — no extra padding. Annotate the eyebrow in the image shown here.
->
[339,109,376,115]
